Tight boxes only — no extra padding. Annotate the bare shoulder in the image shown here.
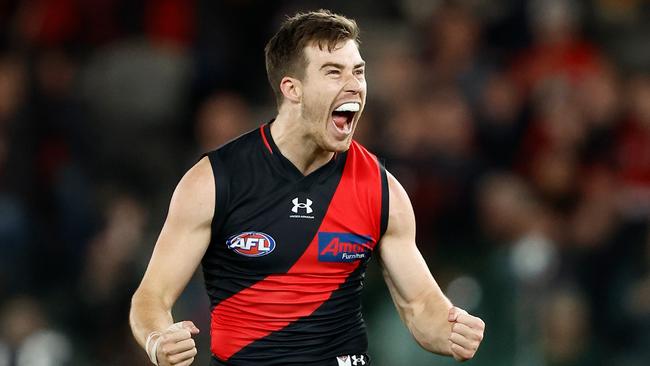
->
[176,156,214,192]
[168,156,215,226]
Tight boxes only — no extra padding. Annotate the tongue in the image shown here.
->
[332,113,348,129]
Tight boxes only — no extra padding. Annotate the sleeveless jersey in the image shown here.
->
[202,122,389,365]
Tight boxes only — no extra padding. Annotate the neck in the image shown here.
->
[270,110,334,176]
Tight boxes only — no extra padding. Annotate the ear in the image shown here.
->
[280,76,302,103]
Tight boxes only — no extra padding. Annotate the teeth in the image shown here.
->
[334,102,360,112]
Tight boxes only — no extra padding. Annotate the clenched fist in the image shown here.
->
[147,321,200,366]
[447,307,485,361]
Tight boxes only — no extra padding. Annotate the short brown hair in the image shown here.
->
[264,9,360,107]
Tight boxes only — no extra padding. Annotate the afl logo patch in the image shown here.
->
[226,232,276,257]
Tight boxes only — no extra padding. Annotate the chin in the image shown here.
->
[327,138,353,153]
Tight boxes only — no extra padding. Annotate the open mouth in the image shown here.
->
[331,102,360,135]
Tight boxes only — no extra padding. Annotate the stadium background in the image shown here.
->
[0,0,648,365]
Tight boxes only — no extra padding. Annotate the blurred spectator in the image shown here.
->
[363,19,421,105]
[593,0,646,26]
[0,194,29,296]
[576,62,621,131]
[518,80,586,209]
[594,222,650,366]
[568,175,619,250]
[422,3,493,107]
[591,0,650,71]
[475,72,528,170]
[382,86,480,254]
[73,191,149,364]
[511,0,606,97]
[145,0,195,48]
[540,288,599,366]
[576,63,622,167]
[0,296,72,366]
[10,0,194,48]
[475,172,562,366]
[382,97,424,162]
[79,37,193,201]
[0,53,31,296]
[420,86,475,159]
[617,228,650,365]
[0,55,26,124]
[195,91,254,152]
[478,173,539,243]
[616,73,650,218]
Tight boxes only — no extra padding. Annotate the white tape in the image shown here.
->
[145,331,162,365]
[145,323,186,365]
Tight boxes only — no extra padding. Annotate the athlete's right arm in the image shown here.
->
[130,156,215,366]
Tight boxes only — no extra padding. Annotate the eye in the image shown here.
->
[354,68,365,76]
[326,69,340,76]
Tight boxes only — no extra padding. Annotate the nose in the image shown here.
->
[344,72,364,95]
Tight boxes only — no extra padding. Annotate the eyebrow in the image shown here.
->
[320,61,366,70]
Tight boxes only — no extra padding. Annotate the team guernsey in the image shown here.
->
[202,122,389,366]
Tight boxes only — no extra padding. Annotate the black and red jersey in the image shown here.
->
[201,122,389,365]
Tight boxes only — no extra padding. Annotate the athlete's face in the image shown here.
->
[299,39,366,153]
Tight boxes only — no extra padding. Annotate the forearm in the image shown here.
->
[129,289,175,348]
[380,173,485,361]
[400,290,454,355]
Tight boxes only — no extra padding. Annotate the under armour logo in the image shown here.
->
[292,197,313,214]
[337,354,366,366]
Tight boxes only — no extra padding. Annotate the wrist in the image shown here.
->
[145,331,163,365]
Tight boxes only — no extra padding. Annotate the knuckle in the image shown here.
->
[190,348,198,356]
[477,332,484,341]
[453,344,471,359]
[161,344,171,356]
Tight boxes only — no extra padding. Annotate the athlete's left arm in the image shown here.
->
[377,172,485,361]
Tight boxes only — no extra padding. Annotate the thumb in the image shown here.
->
[448,306,466,322]
[181,320,200,335]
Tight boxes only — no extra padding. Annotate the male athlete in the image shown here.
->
[130,10,485,366]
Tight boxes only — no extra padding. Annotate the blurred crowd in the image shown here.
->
[0,1,648,365]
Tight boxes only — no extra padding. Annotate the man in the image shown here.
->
[130,9,485,366]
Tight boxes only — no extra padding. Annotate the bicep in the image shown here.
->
[378,173,450,310]
[137,157,215,308]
